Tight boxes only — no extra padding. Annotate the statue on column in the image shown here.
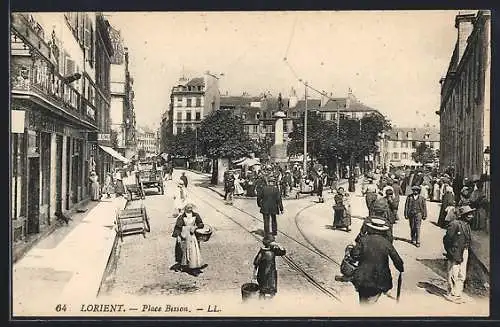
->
[270,93,287,165]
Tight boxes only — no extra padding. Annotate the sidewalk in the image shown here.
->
[12,195,128,316]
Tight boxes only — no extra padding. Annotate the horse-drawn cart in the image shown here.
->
[115,204,150,241]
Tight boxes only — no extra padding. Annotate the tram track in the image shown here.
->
[190,190,343,302]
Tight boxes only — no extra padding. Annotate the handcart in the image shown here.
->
[295,179,316,199]
[124,174,145,200]
[115,203,150,241]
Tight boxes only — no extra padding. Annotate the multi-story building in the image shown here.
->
[109,24,137,159]
[136,126,158,154]
[10,12,114,242]
[167,72,221,135]
[383,127,440,168]
[438,10,490,183]
[222,90,385,168]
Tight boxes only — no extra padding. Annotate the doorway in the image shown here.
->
[27,156,40,234]
[56,135,63,213]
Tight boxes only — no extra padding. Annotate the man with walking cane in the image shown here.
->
[350,217,405,305]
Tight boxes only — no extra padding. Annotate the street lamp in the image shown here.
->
[301,80,308,173]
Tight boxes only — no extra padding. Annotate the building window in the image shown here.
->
[424,133,430,140]
[407,131,412,139]
[187,98,192,107]
[177,112,182,121]
[256,113,260,120]
[392,153,399,160]
[402,152,408,160]
[430,142,434,149]
[397,132,402,139]
[195,112,201,121]
[393,141,399,148]
[196,97,201,107]
[186,112,192,121]
[242,113,247,120]
[412,141,417,148]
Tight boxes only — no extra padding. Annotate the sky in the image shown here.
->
[104,11,460,130]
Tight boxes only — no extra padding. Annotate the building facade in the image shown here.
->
[136,126,158,154]
[438,10,490,183]
[109,24,137,159]
[10,12,115,242]
[168,73,220,135]
[383,127,440,168]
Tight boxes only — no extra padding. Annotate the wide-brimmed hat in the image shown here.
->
[411,185,421,191]
[366,218,389,231]
[457,205,476,217]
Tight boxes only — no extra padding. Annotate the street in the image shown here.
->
[99,169,489,316]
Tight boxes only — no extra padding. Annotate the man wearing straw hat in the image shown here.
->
[404,185,427,247]
[351,217,404,305]
[443,205,474,304]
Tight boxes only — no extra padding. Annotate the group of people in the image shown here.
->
[88,168,127,201]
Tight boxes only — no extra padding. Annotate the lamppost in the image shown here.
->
[301,80,308,173]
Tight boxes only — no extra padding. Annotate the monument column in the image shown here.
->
[269,93,288,167]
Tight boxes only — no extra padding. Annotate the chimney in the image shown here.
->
[455,11,476,63]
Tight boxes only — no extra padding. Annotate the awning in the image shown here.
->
[99,145,130,163]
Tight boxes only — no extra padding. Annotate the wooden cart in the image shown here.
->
[115,204,150,241]
[124,174,145,200]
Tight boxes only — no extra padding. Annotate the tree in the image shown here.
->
[253,135,274,160]
[287,111,330,159]
[412,142,437,164]
[198,110,255,183]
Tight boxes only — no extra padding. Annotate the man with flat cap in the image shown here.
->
[404,185,427,247]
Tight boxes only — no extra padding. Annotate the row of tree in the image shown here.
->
[162,109,437,182]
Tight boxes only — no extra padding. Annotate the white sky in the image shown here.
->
[104,11,460,130]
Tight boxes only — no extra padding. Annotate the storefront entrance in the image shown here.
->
[27,156,40,234]
[56,135,63,213]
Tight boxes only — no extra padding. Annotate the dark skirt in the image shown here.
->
[115,180,125,195]
[333,205,351,227]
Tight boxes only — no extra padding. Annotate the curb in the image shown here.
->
[96,197,129,297]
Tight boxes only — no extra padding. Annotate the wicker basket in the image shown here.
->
[195,225,213,242]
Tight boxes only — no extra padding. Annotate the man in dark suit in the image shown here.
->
[351,218,404,304]
[404,185,428,247]
[257,175,284,237]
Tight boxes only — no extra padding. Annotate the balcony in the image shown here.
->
[11,58,97,129]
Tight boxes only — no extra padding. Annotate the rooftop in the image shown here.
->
[387,127,440,142]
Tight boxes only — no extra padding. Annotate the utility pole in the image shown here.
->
[303,81,308,173]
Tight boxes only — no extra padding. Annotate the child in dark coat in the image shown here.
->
[252,235,287,299]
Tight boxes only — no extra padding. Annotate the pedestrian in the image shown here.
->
[443,205,474,304]
[257,175,284,237]
[114,169,126,197]
[252,235,287,299]
[350,218,404,305]
[332,187,351,232]
[404,185,427,247]
[357,198,393,243]
[469,180,487,231]
[180,172,188,188]
[391,178,402,221]
[173,181,188,215]
[316,173,324,203]
[348,173,356,193]
[102,172,114,198]
[432,179,441,202]
[171,202,205,275]
[234,171,245,196]
[224,171,235,204]
[89,171,101,201]
[438,182,455,228]
[363,178,378,216]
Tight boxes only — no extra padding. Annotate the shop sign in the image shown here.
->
[11,110,25,133]
[98,133,111,141]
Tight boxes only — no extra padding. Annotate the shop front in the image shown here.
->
[11,100,94,240]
